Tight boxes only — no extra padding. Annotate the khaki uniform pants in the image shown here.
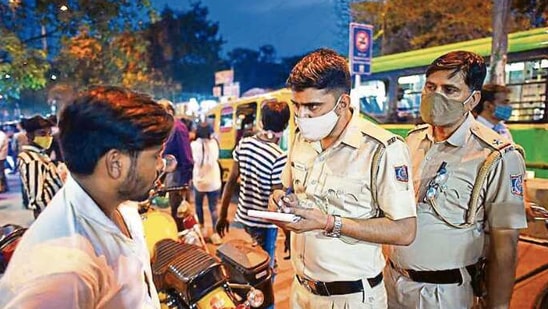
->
[385,266,474,309]
[290,276,387,309]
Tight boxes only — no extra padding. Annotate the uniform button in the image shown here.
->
[425,156,431,161]
[318,157,324,162]
[311,180,317,185]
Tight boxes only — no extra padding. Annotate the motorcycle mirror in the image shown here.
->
[162,155,178,173]
[246,288,264,308]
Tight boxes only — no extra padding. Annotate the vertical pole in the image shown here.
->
[489,0,510,85]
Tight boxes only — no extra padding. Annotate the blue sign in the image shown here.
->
[349,23,373,75]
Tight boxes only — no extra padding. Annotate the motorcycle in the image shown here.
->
[0,224,26,274]
[139,155,268,309]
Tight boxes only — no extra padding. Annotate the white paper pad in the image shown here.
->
[247,210,301,222]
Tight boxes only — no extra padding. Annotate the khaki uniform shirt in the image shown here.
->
[391,114,527,271]
[282,114,416,282]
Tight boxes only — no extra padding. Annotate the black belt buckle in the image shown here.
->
[297,275,328,296]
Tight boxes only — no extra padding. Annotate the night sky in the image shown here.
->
[151,0,342,58]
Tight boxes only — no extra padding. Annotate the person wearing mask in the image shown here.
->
[474,83,514,141]
[0,86,173,308]
[190,122,222,244]
[268,49,417,308]
[217,99,291,277]
[158,99,194,232]
[17,115,64,218]
[386,51,527,308]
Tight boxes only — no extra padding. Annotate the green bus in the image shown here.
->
[352,27,548,178]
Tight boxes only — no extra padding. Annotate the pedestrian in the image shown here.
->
[0,127,9,192]
[0,86,173,308]
[190,122,222,244]
[217,99,291,276]
[12,120,29,208]
[474,83,514,141]
[385,51,527,309]
[17,115,64,218]
[268,48,417,309]
[158,99,194,232]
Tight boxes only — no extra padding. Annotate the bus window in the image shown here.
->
[397,74,426,122]
[235,102,258,144]
[354,80,388,116]
[220,106,233,132]
[504,59,547,122]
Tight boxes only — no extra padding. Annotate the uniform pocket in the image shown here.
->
[290,161,308,193]
[321,175,374,218]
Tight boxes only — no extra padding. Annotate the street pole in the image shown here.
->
[489,0,510,85]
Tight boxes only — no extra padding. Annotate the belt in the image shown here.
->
[389,260,476,285]
[295,273,383,296]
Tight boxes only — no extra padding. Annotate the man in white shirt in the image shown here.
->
[0,86,174,308]
[474,83,514,141]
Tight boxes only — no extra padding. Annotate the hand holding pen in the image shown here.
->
[269,187,298,213]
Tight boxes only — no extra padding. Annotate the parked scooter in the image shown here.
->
[139,155,267,309]
[0,224,26,274]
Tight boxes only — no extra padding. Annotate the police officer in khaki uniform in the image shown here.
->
[267,49,417,309]
[386,51,527,309]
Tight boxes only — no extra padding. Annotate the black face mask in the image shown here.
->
[196,125,212,139]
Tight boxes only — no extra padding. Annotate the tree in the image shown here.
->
[350,0,542,55]
[226,46,289,93]
[1,0,157,113]
[147,3,225,95]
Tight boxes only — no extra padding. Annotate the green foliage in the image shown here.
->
[147,3,225,94]
[0,29,50,100]
[351,0,544,55]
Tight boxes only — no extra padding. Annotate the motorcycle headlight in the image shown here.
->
[246,288,264,308]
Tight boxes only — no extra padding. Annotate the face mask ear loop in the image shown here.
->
[463,90,477,107]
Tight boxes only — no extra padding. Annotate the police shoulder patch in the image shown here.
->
[510,174,524,196]
[394,165,409,182]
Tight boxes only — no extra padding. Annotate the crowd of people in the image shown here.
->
[0,48,527,309]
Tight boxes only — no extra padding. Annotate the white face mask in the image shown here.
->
[295,95,342,141]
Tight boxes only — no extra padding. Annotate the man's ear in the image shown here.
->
[104,149,124,179]
[468,90,482,111]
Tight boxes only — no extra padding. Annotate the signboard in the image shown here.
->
[349,23,373,75]
[215,69,234,85]
[223,82,240,98]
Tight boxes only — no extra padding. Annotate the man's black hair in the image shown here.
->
[261,100,290,133]
[426,50,486,92]
[286,48,351,95]
[59,86,174,175]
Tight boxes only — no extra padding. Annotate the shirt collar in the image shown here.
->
[339,113,364,149]
[21,144,46,154]
[476,115,494,128]
[423,113,474,147]
[64,175,122,235]
[304,108,362,152]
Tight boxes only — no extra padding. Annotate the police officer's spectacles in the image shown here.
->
[424,162,448,202]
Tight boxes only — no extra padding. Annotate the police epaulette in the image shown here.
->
[387,136,404,146]
[470,122,512,152]
[406,124,429,136]
[360,121,403,147]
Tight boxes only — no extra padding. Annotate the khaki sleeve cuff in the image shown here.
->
[487,202,527,229]
[380,190,417,220]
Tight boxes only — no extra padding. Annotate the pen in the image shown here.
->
[277,187,293,212]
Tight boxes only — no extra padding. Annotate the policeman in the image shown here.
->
[386,51,527,308]
[268,48,417,309]
[474,83,514,141]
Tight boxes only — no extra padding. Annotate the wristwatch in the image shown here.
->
[324,215,342,238]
